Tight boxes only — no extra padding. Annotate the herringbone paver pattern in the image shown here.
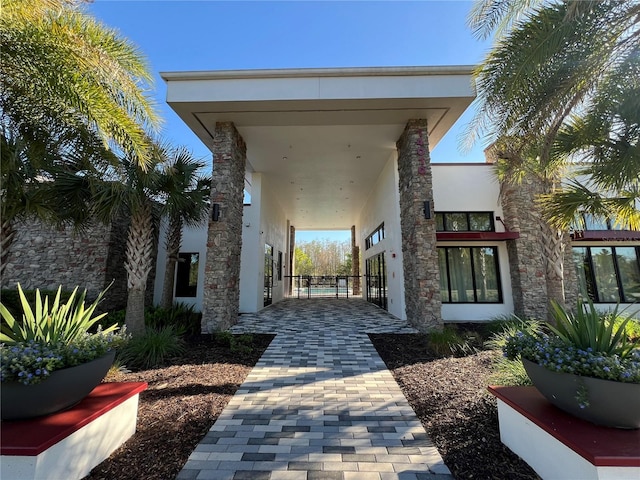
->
[178,299,452,480]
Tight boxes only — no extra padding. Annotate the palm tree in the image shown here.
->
[93,143,165,336]
[158,149,211,310]
[467,0,640,308]
[539,57,640,231]
[0,125,112,277]
[0,0,159,279]
[1,0,159,165]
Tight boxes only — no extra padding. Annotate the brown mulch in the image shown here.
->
[85,333,538,480]
[369,333,539,480]
[85,334,274,480]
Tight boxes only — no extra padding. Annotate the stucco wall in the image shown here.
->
[356,153,406,320]
[153,217,208,311]
[432,164,515,321]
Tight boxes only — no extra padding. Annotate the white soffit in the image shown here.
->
[161,67,476,230]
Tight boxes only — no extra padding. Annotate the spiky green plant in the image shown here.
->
[0,284,117,344]
[549,299,639,359]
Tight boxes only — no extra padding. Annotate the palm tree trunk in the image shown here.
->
[1,218,16,280]
[125,287,146,336]
[160,215,182,310]
[124,203,154,336]
[540,219,569,313]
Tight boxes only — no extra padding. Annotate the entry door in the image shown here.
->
[264,244,273,306]
[365,252,387,310]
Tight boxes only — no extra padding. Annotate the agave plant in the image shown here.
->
[549,299,639,360]
[0,284,127,385]
[0,284,117,345]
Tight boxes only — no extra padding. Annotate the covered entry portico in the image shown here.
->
[161,67,476,332]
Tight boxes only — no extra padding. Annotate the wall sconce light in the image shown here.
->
[212,203,221,221]
[423,201,431,219]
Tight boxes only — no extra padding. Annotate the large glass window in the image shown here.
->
[435,212,493,232]
[365,224,385,250]
[175,253,199,297]
[573,246,640,303]
[438,247,502,303]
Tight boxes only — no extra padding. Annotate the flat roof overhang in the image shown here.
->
[161,66,476,230]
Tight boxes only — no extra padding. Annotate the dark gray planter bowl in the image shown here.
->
[523,358,640,429]
[1,350,116,421]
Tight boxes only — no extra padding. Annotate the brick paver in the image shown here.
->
[178,299,452,480]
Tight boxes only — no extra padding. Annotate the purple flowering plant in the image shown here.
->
[504,298,640,384]
[0,285,128,385]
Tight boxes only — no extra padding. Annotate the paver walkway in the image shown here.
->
[178,299,453,480]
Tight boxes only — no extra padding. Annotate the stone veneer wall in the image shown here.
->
[202,122,246,332]
[1,219,131,312]
[500,175,578,320]
[396,120,442,331]
[500,177,549,320]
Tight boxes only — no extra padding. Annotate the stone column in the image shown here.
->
[501,178,547,320]
[351,225,361,295]
[500,173,578,320]
[202,122,246,332]
[396,120,442,331]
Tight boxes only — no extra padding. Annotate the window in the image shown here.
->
[175,253,199,297]
[573,246,640,303]
[365,223,385,250]
[438,247,502,303]
[435,212,494,232]
[581,214,626,231]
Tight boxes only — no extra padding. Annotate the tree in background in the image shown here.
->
[294,248,314,276]
[93,142,166,336]
[294,239,351,276]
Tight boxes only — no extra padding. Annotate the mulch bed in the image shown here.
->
[86,333,538,480]
[85,334,274,480]
[369,334,539,480]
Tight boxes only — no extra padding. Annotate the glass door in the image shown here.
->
[264,244,273,306]
[365,252,387,310]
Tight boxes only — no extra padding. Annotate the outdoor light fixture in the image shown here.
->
[423,201,431,219]
[212,203,221,221]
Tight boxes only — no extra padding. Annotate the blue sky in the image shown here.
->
[88,1,493,242]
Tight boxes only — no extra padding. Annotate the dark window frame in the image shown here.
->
[574,246,640,303]
[364,223,385,250]
[435,212,495,232]
[438,246,503,304]
[175,252,199,298]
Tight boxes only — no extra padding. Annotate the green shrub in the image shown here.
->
[427,325,480,357]
[103,303,201,336]
[489,353,532,386]
[118,326,185,370]
[613,315,640,342]
[484,315,543,351]
[144,303,201,335]
[485,315,542,387]
[213,331,255,354]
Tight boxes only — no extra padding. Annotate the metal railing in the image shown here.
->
[284,275,362,299]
